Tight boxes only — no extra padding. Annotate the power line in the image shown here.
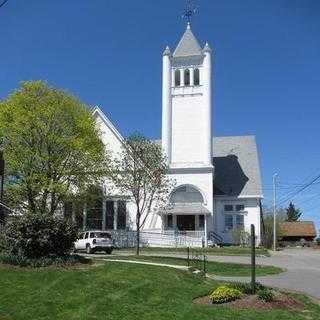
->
[278,173,320,206]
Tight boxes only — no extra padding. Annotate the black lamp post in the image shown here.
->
[0,150,5,223]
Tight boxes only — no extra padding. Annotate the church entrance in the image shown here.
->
[176,215,195,231]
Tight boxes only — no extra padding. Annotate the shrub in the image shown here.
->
[0,213,78,258]
[0,252,90,268]
[231,227,250,246]
[316,238,320,245]
[228,282,265,294]
[210,286,242,304]
[257,288,275,302]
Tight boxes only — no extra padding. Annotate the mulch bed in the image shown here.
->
[193,292,305,311]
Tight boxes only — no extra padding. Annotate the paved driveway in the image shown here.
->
[205,248,320,299]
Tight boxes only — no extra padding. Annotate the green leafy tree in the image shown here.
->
[285,202,302,222]
[0,81,108,216]
[110,133,173,255]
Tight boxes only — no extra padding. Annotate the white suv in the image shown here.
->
[74,230,113,254]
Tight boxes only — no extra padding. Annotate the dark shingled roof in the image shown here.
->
[213,136,262,197]
[279,221,317,238]
[154,135,263,198]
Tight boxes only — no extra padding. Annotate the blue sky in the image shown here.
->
[0,0,319,231]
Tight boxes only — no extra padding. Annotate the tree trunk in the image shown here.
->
[136,209,140,256]
[136,226,140,256]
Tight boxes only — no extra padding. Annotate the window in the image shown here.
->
[224,205,233,212]
[199,215,205,229]
[235,215,244,229]
[184,69,190,86]
[91,232,111,239]
[117,201,127,230]
[106,201,114,230]
[64,201,73,220]
[167,215,173,228]
[84,232,89,239]
[236,205,245,212]
[170,185,204,204]
[225,215,233,230]
[175,69,181,86]
[194,68,200,86]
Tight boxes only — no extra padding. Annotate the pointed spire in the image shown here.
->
[173,24,202,58]
[163,46,171,56]
[203,42,211,53]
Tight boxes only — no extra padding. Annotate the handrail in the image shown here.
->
[0,201,21,215]
[208,231,223,244]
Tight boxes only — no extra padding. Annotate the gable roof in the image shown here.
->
[91,106,124,144]
[173,25,203,58]
[279,221,317,238]
[213,136,263,197]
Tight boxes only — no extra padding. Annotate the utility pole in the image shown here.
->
[273,173,278,251]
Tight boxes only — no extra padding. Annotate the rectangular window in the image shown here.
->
[199,215,205,229]
[236,204,245,212]
[225,215,233,230]
[117,201,127,230]
[167,215,173,228]
[64,201,73,220]
[106,201,114,230]
[224,205,233,212]
[235,215,244,228]
[84,232,89,239]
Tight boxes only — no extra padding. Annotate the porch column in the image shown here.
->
[102,198,106,231]
[83,204,87,231]
[204,215,208,247]
[113,200,118,230]
[173,214,177,231]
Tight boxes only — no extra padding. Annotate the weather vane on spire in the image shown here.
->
[182,0,198,24]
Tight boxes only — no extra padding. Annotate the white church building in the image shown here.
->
[89,23,263,246]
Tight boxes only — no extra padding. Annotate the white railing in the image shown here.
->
[107,230,205,248]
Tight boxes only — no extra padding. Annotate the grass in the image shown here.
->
[115,246,270,257]
[102,255,283,276]
[0,262,318,320]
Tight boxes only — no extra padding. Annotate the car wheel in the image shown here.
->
[86,244,92,254]
[105,248,113,255]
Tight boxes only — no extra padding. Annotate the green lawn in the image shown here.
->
[115,246,270,257]
[0,263,318,320]
[102,255,283,276]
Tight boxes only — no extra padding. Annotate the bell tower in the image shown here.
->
[161,23,213,169]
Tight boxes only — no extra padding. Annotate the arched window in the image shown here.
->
[174,69,180,87]
[184,69,190,86]
[194,68,200,86]
[170,185,204,204]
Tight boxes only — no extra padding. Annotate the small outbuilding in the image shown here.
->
[279,221,317,242]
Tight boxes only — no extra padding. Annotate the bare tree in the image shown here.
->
[110,133,173,255]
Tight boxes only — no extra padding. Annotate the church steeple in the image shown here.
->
[173,23,203,58]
